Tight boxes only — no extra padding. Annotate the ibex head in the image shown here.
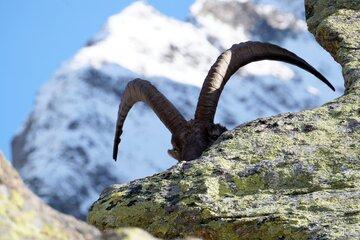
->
[113,41,335,162]
[167,120,227,161]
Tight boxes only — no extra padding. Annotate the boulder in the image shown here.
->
[0,153,100,240]
[88,1,359,239]
[0,153,192,240]
[102,228,160,240]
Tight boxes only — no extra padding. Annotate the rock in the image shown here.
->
[102,227,201,240]
[101,228,159,240]
[305,0,360,94]
[0,153,174,240]
[103,227,202,240]
[0,153,100,240]
[88,1,360,239]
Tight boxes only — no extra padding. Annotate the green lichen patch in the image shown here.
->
[0,154,100,240]
[88,90,360,239]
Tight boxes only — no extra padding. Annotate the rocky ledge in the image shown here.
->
[0,153,100,240]
[88,1,359,239]
[1,153,180,240]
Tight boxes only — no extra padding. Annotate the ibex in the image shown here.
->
[113,41,335,162]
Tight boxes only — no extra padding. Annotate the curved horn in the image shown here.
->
[195,41,335,123]
[113,78,187,161]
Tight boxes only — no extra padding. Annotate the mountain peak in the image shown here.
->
[71,0,218,87]
[112,1,159,21]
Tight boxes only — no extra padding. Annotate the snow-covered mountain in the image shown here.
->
[12,0,343,219]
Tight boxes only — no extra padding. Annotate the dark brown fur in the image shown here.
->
[168,120,227,161]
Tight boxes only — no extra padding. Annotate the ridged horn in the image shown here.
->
[195,41,335,123]
[113,78,187,161]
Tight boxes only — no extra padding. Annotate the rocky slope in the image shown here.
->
[12,0,343,219]
[0,153,100,240]
[88,1,360,239]
[0,153,200,240]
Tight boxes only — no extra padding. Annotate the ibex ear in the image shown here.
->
[207,124,227,141]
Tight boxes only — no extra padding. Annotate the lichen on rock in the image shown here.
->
[0,153,100,240]
[305,0,360,93]
[0,153,170,240]
[88,1,360,239]
[101,227,159,240]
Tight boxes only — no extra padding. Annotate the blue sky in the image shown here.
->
[0,0,194,159]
